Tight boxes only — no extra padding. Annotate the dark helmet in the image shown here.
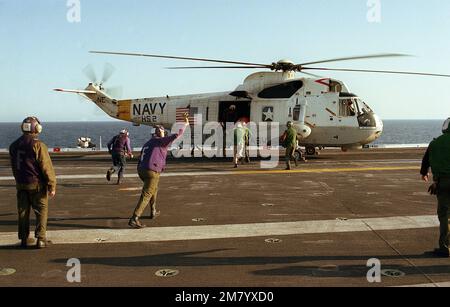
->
[286,121,293,128]
[21,116,42,134]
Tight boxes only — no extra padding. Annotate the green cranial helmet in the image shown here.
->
[286,121,293,128]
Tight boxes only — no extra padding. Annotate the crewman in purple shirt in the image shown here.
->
[106,129,133,185]
[129,113,189,229]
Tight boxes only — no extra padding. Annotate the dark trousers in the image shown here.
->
[285,145,296,169]
[17,188,48,240]
[437,177,450,251]
[110,153,126,179]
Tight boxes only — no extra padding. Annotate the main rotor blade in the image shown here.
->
[102,63,115,84]
[166,66,270,69]
[302,67,450,78]
[90,50,269,67]
[299,71,324,78]
[300,53,411,66]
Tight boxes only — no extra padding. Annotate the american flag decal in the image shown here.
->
[176,107,196,125]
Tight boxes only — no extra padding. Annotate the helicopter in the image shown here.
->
[54,51,450,156]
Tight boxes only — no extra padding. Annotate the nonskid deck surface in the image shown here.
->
[0,148,448,287]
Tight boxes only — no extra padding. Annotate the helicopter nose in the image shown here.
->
[373,114,384,139]
[361,114,383,145]
[374,114,383,131]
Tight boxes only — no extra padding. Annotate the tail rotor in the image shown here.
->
[82,64,98,84]
[101,62,115,84]
[81,63,122,98]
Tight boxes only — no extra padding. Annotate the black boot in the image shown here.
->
[106,169,112,181]
[432,248,450,258]
[20,237,36,249]
[285,160,292,170]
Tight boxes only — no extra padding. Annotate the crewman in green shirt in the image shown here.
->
[280,121,299,170]
[421,118,450,257]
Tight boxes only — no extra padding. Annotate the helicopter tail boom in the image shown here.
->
[53,88,97,94]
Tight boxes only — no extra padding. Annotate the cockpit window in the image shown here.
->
[258,81,303,99]
[338,99,356,117]
[360,100,373,113]
[353,98,372,114]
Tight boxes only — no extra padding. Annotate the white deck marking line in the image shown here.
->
[0,165,419,181]
[0,215,438,246]
[397,282,450,288]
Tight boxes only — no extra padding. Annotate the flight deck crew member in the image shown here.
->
[243,122,251,164]
[106,129,133,185]
[280,121,298,170]
[233,121,247,168]
[128,113,190,229]
[9,117,56,249]
[421,118,450,257]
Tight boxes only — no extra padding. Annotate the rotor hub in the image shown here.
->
[271,59,300,72]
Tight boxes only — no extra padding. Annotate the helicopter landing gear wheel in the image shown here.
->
[305,146,316,156]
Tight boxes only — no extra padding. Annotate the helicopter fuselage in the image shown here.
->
[79,71,383,152]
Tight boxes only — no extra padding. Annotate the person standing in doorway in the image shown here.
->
[233,121,247,168]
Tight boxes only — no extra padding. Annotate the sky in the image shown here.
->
[1,0,450,122]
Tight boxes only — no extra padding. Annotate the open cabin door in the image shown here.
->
[219,100,251,124]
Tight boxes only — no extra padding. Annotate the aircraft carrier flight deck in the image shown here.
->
[0,147,448,287]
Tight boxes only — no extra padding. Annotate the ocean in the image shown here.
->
[0,120,444,149]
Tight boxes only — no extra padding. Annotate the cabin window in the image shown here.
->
[293,106,301,121]
[258,81,303,99]
[339,99,356,117]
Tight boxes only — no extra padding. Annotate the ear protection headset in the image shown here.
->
[21,116,42,134]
